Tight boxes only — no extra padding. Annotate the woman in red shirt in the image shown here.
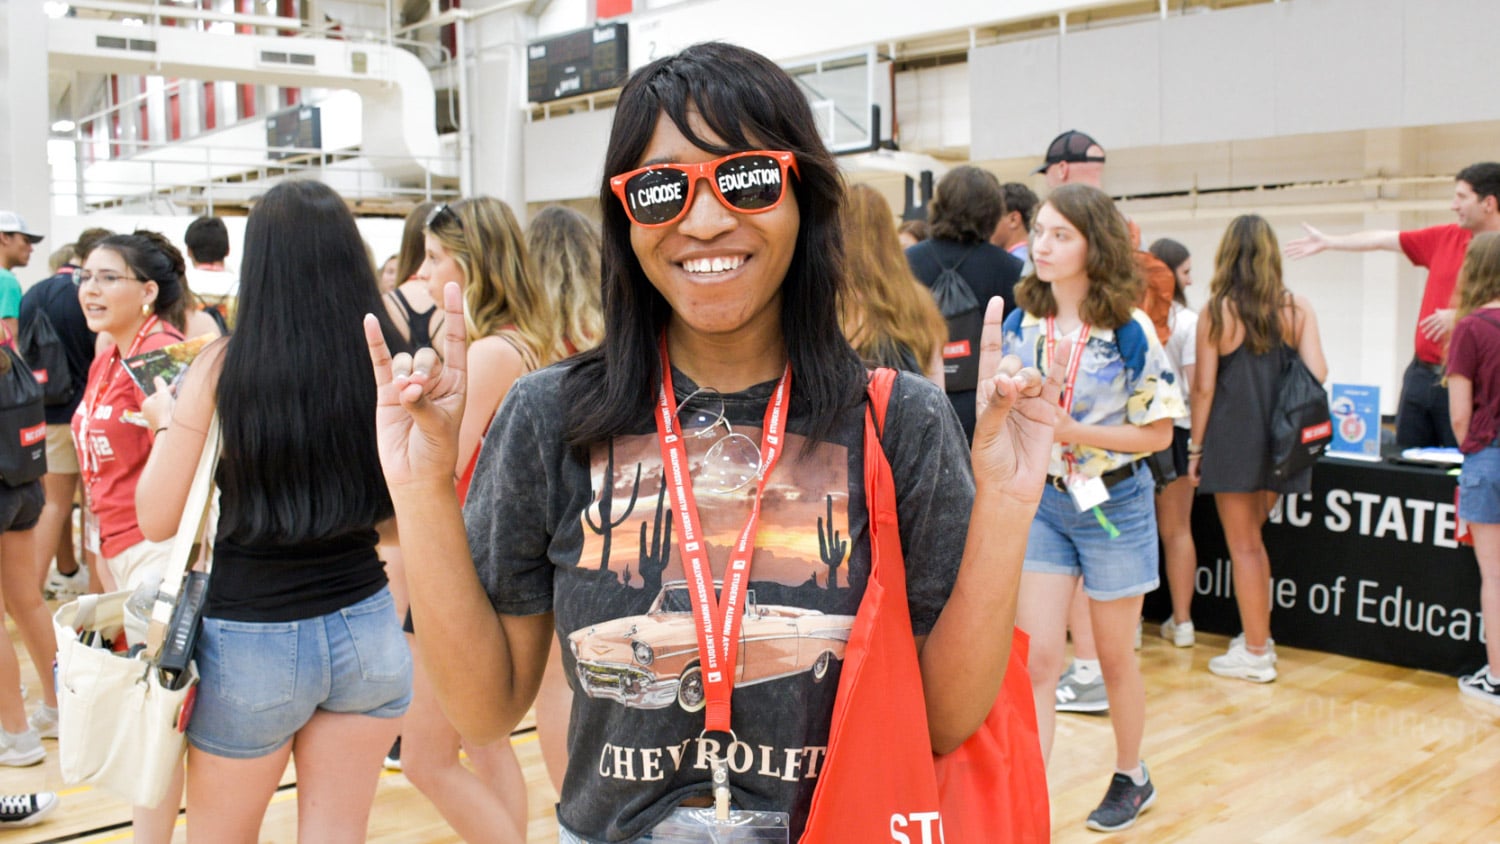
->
[1447,231,1500,707]
[71,230,188,842]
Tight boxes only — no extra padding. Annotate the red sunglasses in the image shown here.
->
[610,150,799,228]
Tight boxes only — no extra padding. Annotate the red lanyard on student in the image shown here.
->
[78,315,161,486]
[1046,317,1089,471]
[651,336,791,735]
[1045,317,1089,414]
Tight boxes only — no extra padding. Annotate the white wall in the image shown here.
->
[2,0,50,247]
[969,0,1500,163]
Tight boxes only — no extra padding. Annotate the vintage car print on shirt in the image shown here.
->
[568,580,855,712]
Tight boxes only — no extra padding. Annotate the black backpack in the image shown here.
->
[1269,346,1331,484]
[0,347,47,486]
[929,246,981,392]
[18,308,75,408]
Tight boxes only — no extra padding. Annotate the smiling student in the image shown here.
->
[367,42,1062,841]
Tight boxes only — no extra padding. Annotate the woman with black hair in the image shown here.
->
[138,180,412,841]
[367,42,1060,841]
[71,229,189,840]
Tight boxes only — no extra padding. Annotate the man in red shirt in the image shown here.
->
[1286,161,1500,447]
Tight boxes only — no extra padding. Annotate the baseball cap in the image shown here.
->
[1033,130,1106,174]
[0,211,44,244]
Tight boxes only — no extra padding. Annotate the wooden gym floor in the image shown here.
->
[3,619,1497,843]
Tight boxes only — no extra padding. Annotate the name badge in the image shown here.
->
[1066,473,1110,512]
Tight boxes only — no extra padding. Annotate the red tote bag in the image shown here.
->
[801,369,1049,843]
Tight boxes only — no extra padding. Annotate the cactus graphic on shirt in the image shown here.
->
[584,441,641,571]
[818,493,847,589]
[638,482,674,594]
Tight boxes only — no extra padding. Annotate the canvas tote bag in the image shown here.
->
[801,369,1049,843]
[54,413,220,808]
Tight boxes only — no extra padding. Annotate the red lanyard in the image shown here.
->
[1045,317,1089,414]
[78,315,161,487]
[1046,317,1089,474]
[652,337,791,734]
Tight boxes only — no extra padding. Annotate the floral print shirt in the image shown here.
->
[1002,308,1186,478]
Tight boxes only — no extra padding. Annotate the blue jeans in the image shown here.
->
[187,587,412,759]
[1021,463,1161,601]
[1459,445,1500,525]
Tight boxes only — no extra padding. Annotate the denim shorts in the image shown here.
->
[187,587,412,759]
[1459,446,1500,525]
[1022,463,1161,601]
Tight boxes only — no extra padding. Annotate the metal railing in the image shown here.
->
[51,136,461,215]
[53,0,477,208]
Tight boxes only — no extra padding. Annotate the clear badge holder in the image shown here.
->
[646,807,790,843]
[647,754,789,842]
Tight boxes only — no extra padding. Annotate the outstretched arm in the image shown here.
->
[917,296,1063,754]
[1283,223,1401,259]
[365,282,551,744]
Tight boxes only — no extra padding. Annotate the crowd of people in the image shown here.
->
[0,38,1494,842]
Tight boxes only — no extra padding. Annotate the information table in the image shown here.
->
[1142,457,1488,677]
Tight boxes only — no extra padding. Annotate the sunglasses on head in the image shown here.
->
[425,203,461,231]
[610,150,799,228]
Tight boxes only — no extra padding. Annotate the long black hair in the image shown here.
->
[216,180,403,544]
[560,42,865,450]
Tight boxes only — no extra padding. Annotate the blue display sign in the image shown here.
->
[1328,383,1381,460]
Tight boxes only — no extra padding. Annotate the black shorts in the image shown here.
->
[0,481,44,533]
[1169,427,1191,477]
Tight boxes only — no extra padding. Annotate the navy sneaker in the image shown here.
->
[1086,764,1156,832]
[0,793,57,828]
[384,736,402,771]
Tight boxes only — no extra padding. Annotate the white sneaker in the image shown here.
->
[0,731,45,767]
[27,706,57,741]
[43,563,89,602]
[1209,642,1278,683]
[1160,617,1195,648]
[1230,633,1277,664]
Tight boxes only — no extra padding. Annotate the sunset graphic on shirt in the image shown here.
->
[577,428,853,591]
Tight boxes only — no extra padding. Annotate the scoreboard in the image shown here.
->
[527,22,629,104]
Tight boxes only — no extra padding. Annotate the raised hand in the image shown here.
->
[1283,223,1328,260]
[365,281,469,488]
[972,296,1065,504]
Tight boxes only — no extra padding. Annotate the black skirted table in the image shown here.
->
[1143,456,1487,677]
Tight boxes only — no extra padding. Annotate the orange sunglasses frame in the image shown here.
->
[609,150,800,228]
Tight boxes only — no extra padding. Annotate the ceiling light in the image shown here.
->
[43,2,70,18]
[51,120,77,133]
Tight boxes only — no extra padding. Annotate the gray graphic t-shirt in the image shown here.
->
[465,364,973,842]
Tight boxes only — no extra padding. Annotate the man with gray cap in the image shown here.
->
[0,212,44,341]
